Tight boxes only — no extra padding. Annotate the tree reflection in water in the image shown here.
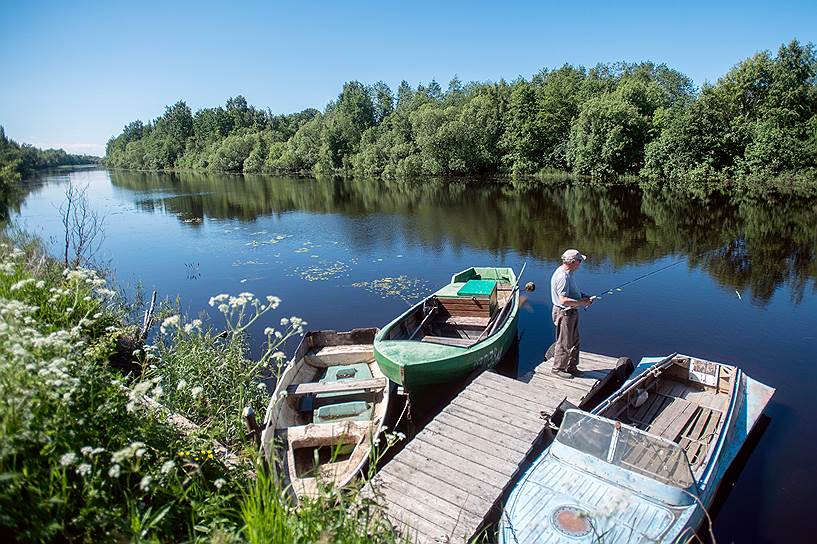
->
[109,171,817,306]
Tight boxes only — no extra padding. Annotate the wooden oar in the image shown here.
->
[474,263,527,343]
[408,300,438,340]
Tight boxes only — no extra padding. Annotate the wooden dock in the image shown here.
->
[367,351,623,543]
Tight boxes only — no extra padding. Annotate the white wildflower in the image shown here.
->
[191,386,203,399]
[139,475,153,491]
[10,278,35,291]
[208,294,229,307]
[160,315,180,334]
[266,295,281,309]
[176,379,188,391]
[214,478,226,490]
[108,464,121,478]
[256,382,267,391]
[60,452,77,467]
[160,460,175,474]
[76,463,92,477]
[280,317,289,326]
[272,351,286,361]
[35,280,45,289]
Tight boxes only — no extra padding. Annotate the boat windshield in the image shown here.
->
[555,410,695,489]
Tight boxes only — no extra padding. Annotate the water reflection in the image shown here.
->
[108,171,817,305]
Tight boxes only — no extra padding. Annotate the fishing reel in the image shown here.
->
[524,281,535,292]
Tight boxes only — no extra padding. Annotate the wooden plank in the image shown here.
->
[449,395,546,435]
[391,451,500,508]
[285,377,386,397]
[421,418,526,466]
[456,389,551,429]
[527,372,595,398]
[444,403,539,444]
[312,344,372,356]
[576,352,619,367]
[381,507,435,544]
[285,421,369,447]
[466,380,553,416]
[396,437,509,490]
[420,335,473,347]
[480,372,567,407]
[680,408,711,465]
[413,432,519,476]
[642,394,671,426]
[439,316,490,327]
[377,485,455,543]
[378,467,487,528]
[650,398,695,439]
[425,414,531,457]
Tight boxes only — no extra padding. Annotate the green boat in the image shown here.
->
[374,267,520,391]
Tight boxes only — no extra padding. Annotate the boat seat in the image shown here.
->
[437,316,490,329]
[314,363,376,409]
[313,400,373,424]
[304,344,373,366]
[420,335,473,347]
[285,377,387,397]
[286,420,371,447]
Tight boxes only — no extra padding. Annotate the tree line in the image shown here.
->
[0,126,99,189]
[105,40,817,184]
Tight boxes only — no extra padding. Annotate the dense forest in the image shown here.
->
[105,40,817,183]
[0,126,99,189]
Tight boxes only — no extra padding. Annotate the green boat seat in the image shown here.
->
[313,363,374,410]
[457,279,497,297]
[313,400,372,424]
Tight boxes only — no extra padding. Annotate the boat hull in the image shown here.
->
[260,328,390,502]
[375,311,518,390]
[499,354,774,543]
[373,266,519,391]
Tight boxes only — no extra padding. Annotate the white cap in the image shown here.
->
[561,249,587,262]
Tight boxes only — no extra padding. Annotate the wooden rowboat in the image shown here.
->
[499,353,774,543]
[260,328,391,501]
[373,267,519,392]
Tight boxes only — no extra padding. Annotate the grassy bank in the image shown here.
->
[0,232,398,543]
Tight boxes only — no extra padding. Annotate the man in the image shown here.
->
[550,249,595,379]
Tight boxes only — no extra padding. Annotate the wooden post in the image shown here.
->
[243,406,262,447]
[139,290,157,341]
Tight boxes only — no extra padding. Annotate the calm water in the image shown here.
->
[10,168,817,541]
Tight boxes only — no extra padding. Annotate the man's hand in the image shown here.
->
[583,296,596,307]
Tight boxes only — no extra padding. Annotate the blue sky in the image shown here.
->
[1,0,815,156]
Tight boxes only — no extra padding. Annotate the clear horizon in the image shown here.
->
[1,0,815,157]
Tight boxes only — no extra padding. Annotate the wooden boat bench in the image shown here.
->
[286,377,387,397]
[286,421,371,447]
[304,344,374,367]
[437,316,490,329]
[419,335,474,347]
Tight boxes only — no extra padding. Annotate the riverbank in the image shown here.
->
[105,40,817,187]
[0,231,398,542]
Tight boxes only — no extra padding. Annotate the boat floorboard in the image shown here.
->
[367,351,620,543]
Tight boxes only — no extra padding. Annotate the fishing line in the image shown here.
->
[591,258,686,300]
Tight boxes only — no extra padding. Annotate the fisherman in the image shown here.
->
[550,249,595,379]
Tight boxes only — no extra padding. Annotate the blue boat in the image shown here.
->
[499,354,774,543]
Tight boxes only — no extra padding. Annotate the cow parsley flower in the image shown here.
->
[60,452,77,467]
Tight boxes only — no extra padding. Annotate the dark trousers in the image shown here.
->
[551,306,580,371]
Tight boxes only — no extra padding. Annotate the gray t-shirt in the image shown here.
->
[551,266,582,308]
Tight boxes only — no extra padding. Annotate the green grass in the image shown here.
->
[0,232,400,543]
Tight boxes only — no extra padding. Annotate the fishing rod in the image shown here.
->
[591,258,686,301]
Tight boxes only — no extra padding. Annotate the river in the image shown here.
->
[10,167,817,542]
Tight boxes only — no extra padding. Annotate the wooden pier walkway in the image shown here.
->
[368,351,623,543]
